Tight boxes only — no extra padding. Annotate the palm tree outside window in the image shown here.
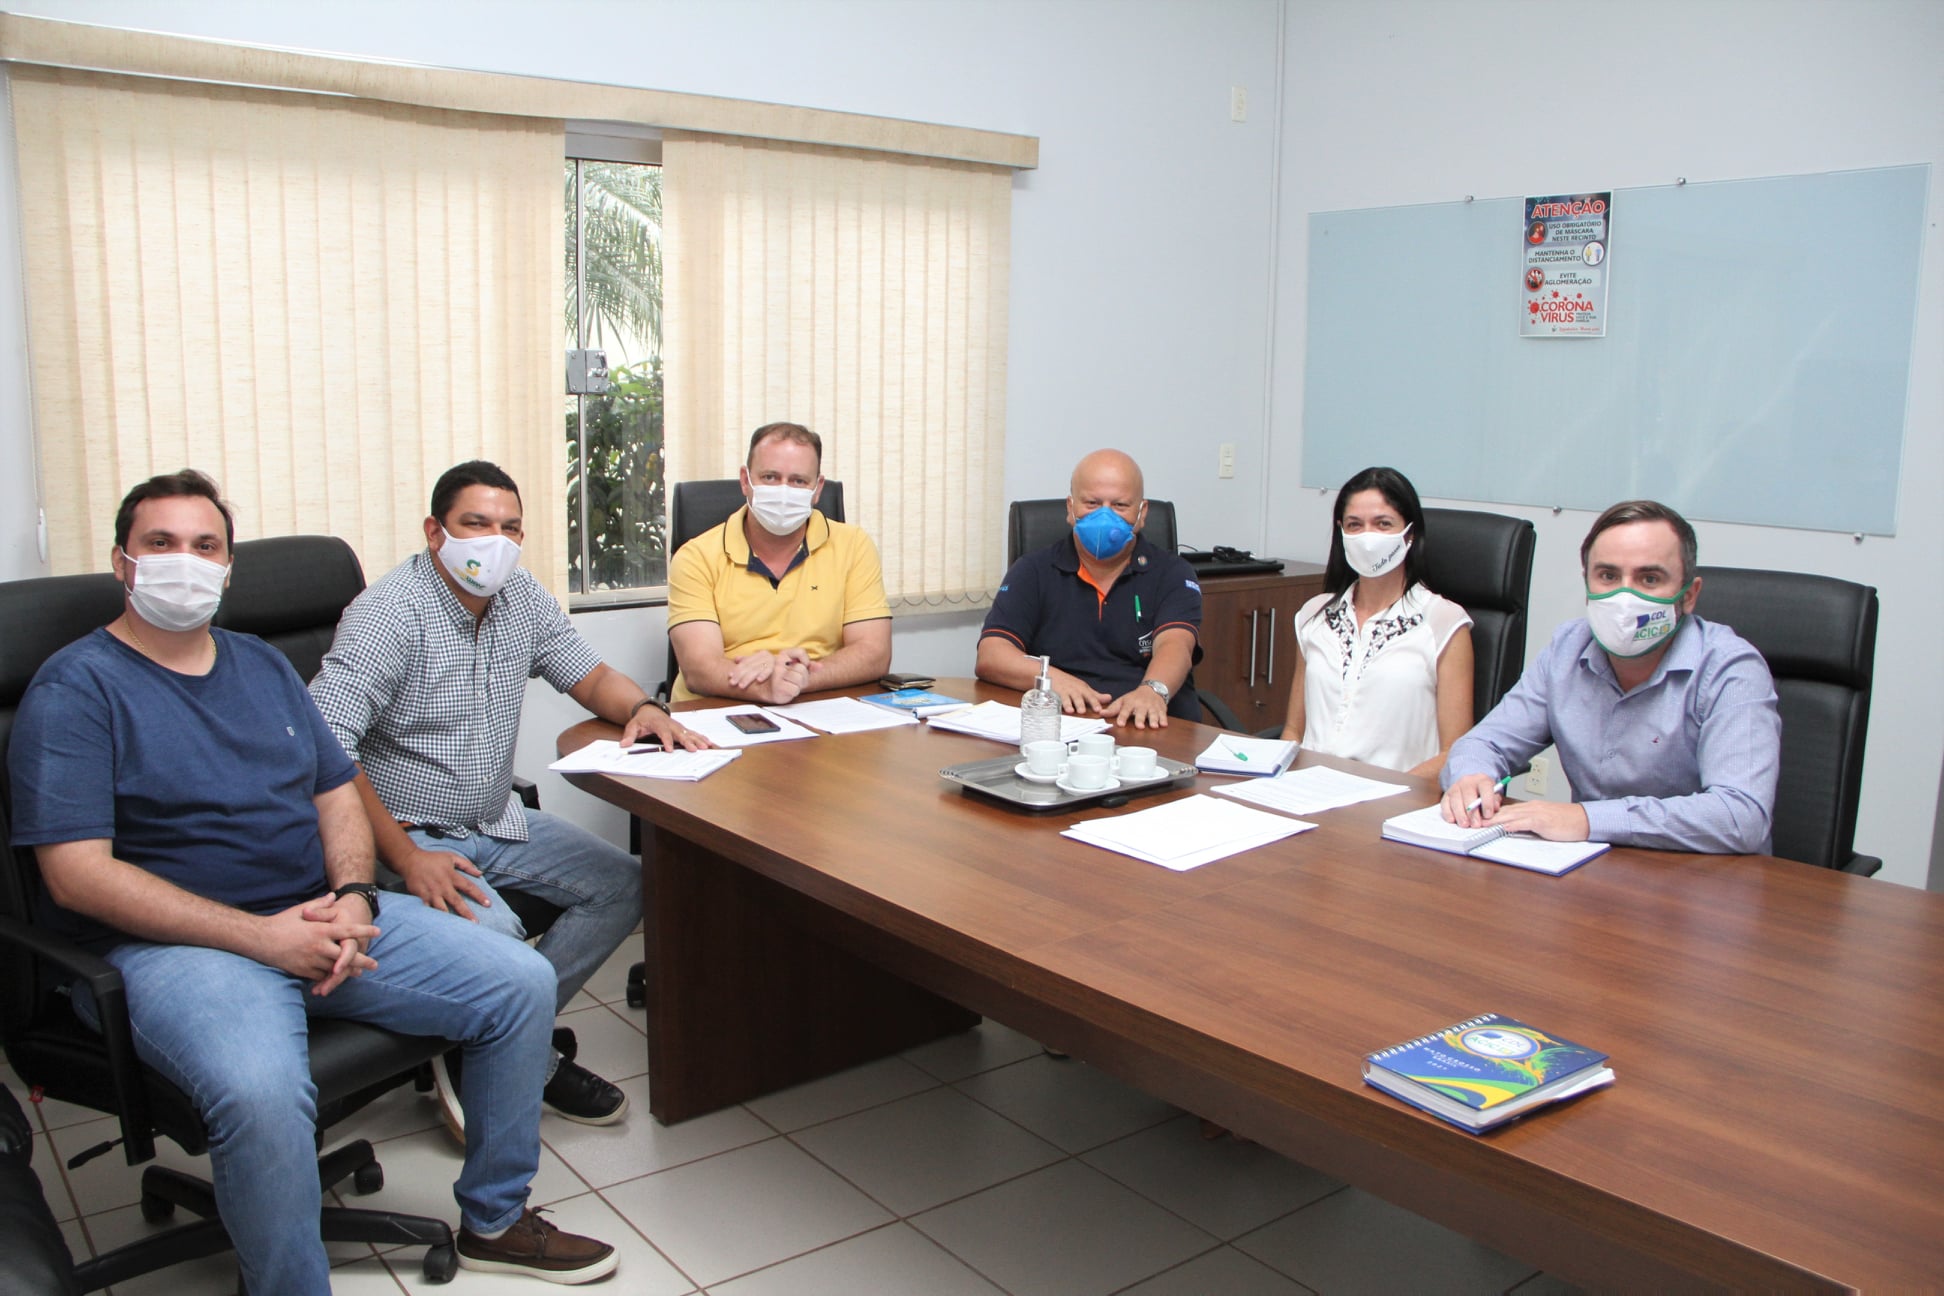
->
[566,148,664,600]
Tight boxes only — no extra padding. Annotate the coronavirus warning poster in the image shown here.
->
[1521,192,1610,337]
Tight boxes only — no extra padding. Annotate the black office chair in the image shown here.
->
[0,561,460,1291]
[656,477,846,703]
[1694,566,1881,876]
[1420,507,1536,723]
[1005,497,1178,566]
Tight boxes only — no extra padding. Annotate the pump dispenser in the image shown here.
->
[1019,654,1061,751]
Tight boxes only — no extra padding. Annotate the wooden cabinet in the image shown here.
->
[1195,562,1327,732]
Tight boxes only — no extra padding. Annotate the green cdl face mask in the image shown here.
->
[1585,581,1691,658]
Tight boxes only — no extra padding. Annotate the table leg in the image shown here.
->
[639,822,979,1123]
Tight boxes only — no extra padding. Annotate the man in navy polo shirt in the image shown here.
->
[977,449,1202,727]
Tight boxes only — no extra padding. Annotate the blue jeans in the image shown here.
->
[74,895,555,1296]
[400,809,639,1012]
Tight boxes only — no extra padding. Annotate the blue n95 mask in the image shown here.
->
[1073,505,1137,560]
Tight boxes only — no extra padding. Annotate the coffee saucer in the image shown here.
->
[1013,762,1063,785]
[1056,774,1122,795]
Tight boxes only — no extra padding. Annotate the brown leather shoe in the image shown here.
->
[457,1207,618,1284]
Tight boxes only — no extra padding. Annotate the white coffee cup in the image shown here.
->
[1068,733,1116,762]
[1117,746,1158,779]
[1022,740,1066,776]
[1064,754,1112,790]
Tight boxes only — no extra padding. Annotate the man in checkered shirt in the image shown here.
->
[311,461,710,1130]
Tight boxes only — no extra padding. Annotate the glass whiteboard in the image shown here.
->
[1301,165,1929,535]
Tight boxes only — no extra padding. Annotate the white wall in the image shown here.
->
[1268,0,1944,888]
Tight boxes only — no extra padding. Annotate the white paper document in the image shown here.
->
[677,705,822,747]
[548,740,744,781]
[766,696,920,734]
[1210,764,1413,818]
[925,700,1109,745]
[1062,794,1314,871]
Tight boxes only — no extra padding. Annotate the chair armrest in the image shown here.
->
[1841,852,1883,877]
[1196,689,1244,733]
[512,776,539,811]
[0,914,156,1162]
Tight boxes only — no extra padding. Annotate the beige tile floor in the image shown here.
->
[7,938,1580,1294]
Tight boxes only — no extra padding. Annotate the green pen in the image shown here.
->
[1463,775,1514,813]
[1134,595,1143,622]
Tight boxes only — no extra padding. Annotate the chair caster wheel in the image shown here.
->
[626,964,647,1009]
[423,1243,458,1283]
[140,1191,176,1224]
[352,1162,384,1195]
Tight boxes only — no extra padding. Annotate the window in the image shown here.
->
[565,132,665,602]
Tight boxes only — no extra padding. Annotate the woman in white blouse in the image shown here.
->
[1279,467,1474,777]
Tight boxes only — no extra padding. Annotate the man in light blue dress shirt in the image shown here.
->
[1440,500,1780,854]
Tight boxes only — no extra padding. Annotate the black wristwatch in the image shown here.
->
[629,696,671,719]
[333,883,381,918]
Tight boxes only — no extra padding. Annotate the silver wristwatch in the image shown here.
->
[1141,679,1171,701]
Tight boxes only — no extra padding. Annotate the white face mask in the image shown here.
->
[1585,583,1689,658]
[1341,524,1411,580]
[748,483,816,537]
[435,528,521,598]
[123,550,229,631]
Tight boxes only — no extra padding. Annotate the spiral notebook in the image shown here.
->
[1363,1012,1614,1132]
[1379,804,1608,875]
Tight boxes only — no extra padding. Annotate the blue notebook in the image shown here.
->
[1363,1013,1613,1132]
[859,689,969,717]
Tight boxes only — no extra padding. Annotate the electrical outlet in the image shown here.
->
[1218,442,1236,478]
[1525,756,1550,797]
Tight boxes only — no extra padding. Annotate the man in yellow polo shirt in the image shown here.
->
[667,422,893,703]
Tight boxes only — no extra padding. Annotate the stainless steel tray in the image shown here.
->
[939,754,1197,812]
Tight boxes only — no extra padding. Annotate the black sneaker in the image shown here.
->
[552,1027,578,1065]
[542,1058,628,1125]
[457,1206,618,1284]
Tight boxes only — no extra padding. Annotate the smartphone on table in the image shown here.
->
[727,712,782,735]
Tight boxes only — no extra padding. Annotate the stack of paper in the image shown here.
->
[548,741,744,781]
[926,700,1109,745]
[1210,765,1412,817]
[678,705,822,748]
[766,696,920,733]
[1061,794,1314,871]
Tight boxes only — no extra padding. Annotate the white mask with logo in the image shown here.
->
[123,550,230,631]
[435,529,521,598]
[1585,583,1689,657]
[748,484,815,537]
[1341,524,1411,580]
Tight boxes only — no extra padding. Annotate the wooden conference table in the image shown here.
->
[558,679,1944,1292]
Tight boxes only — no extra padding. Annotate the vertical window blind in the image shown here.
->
[9,66,565,589]
[663,131,1011,610]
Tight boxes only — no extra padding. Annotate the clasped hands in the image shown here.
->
[261,892,380,997]
[726,646,816,703]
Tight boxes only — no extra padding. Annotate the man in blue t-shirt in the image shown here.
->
[6,471,619,1294]
[977,449,1203,726]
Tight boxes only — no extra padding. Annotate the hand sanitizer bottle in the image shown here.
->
[1019,655,1060,752]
